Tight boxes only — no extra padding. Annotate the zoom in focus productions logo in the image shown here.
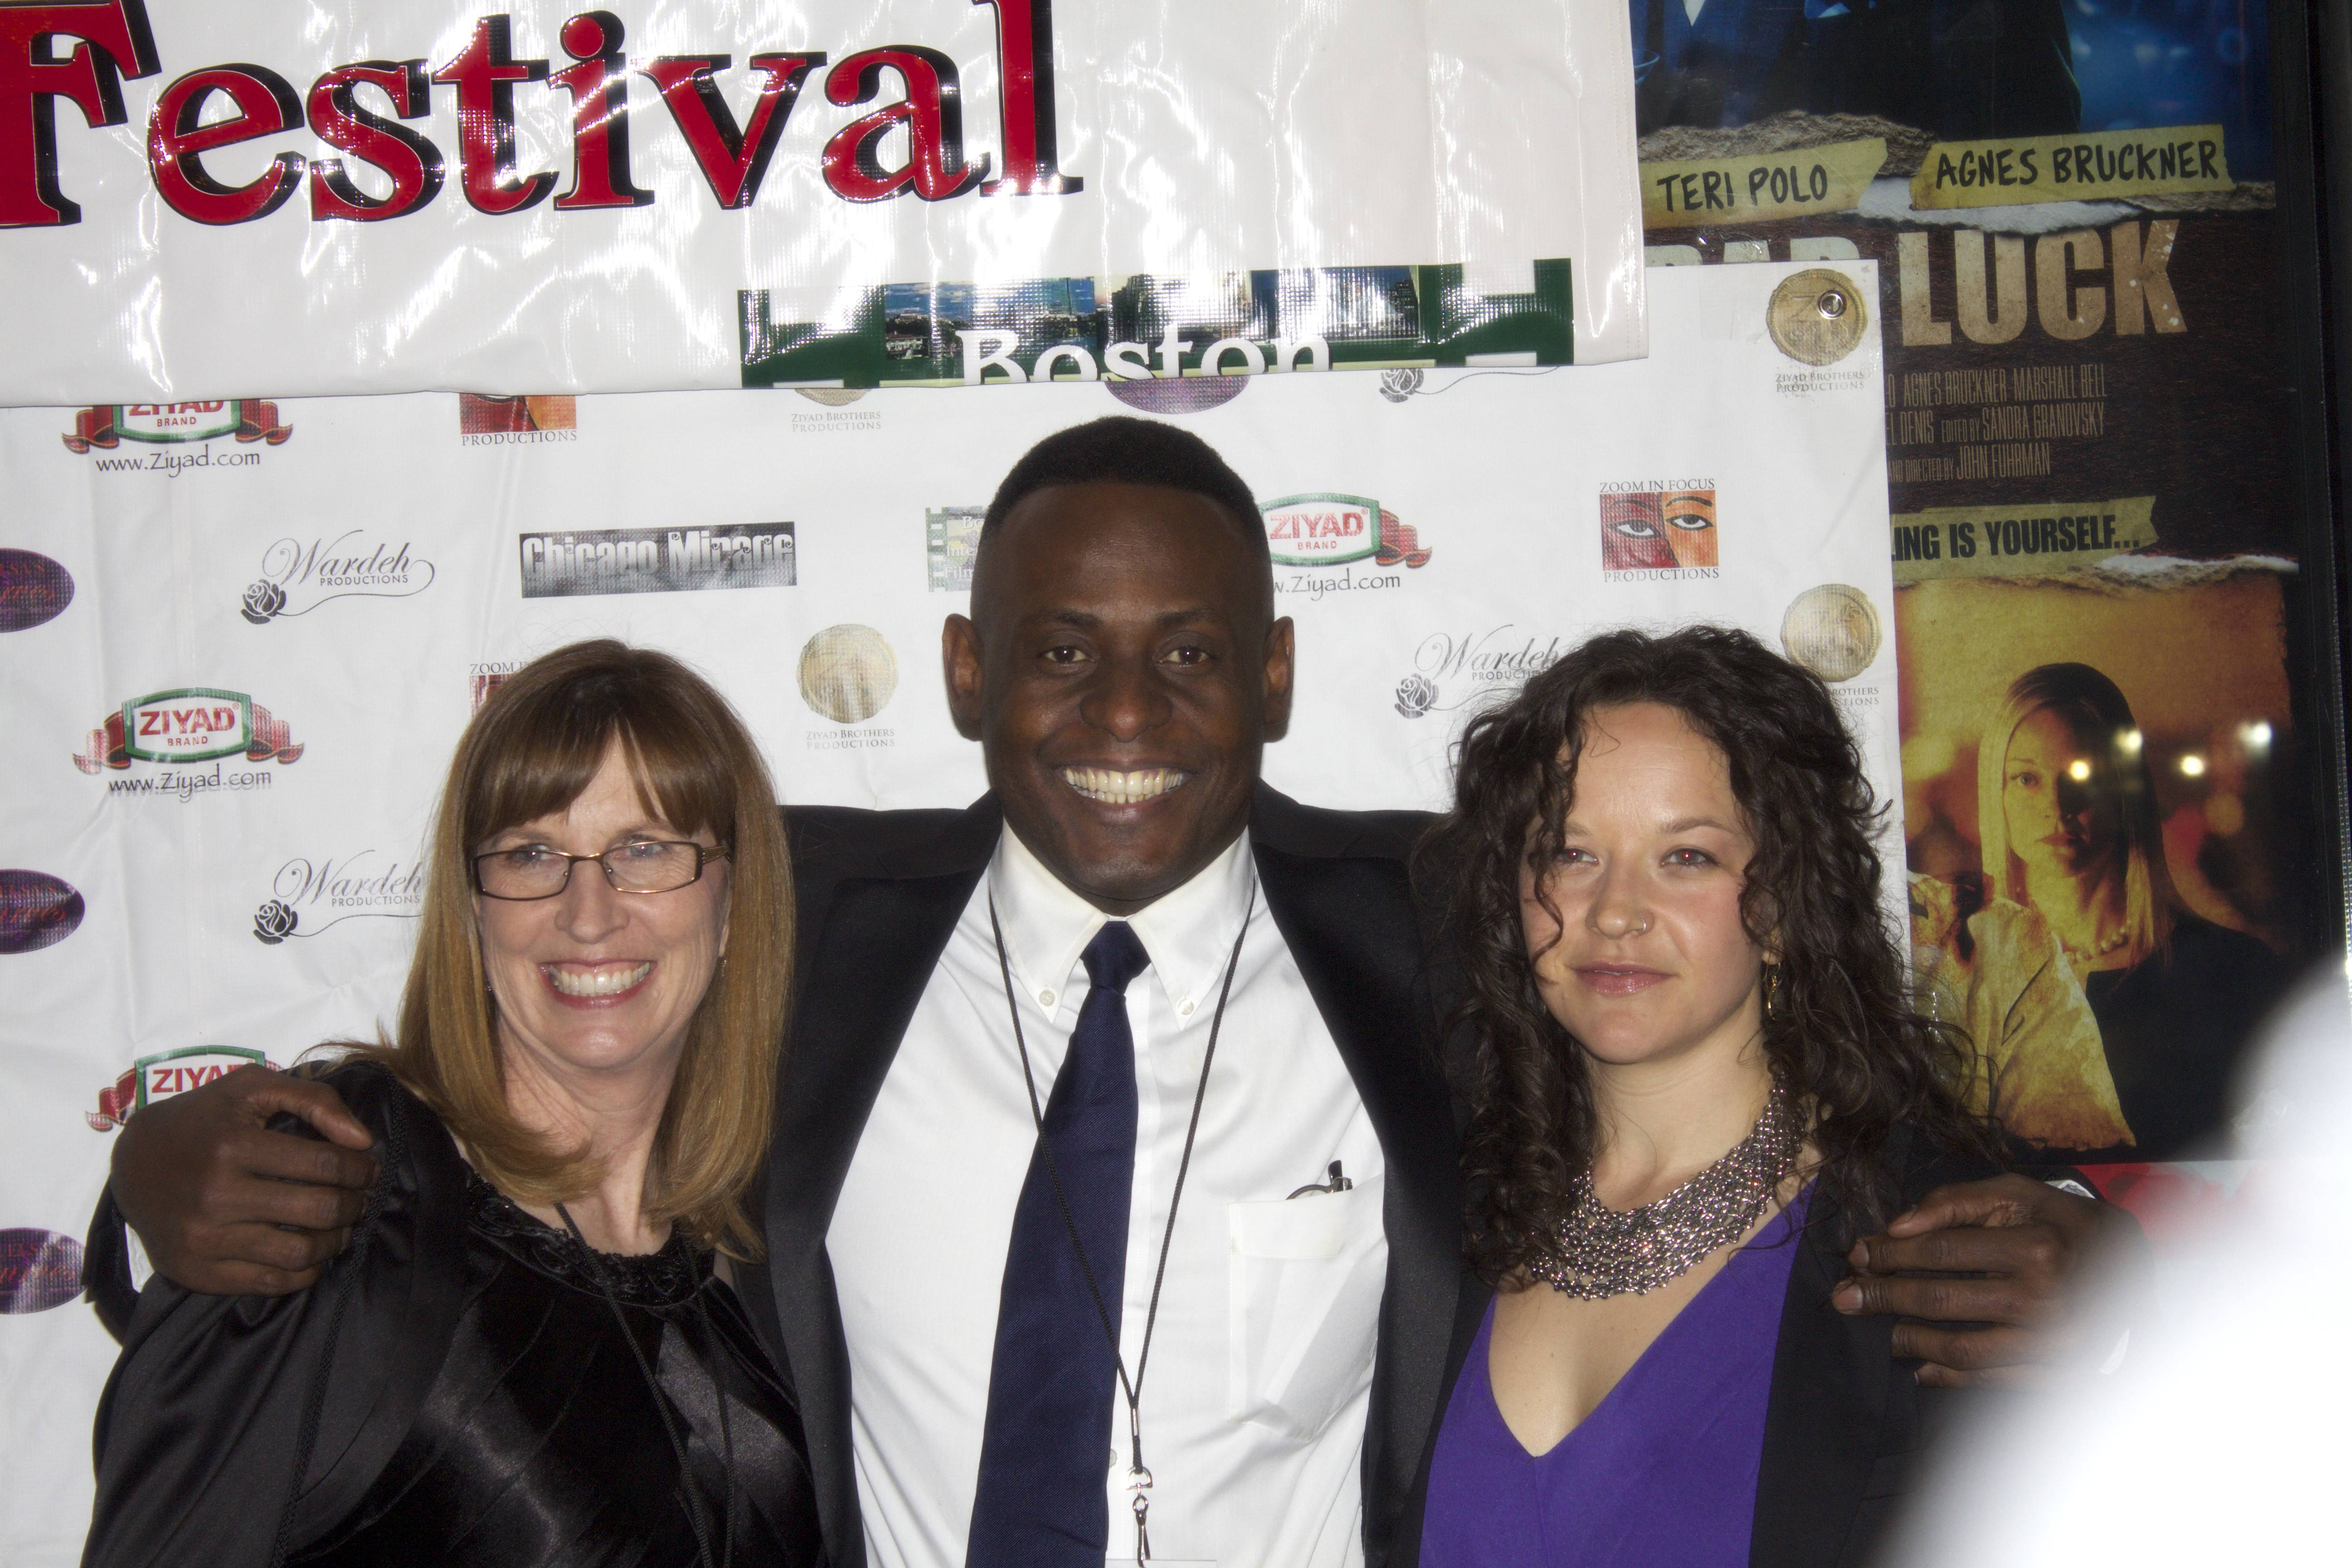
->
[62,401,293,471]
[0,549,73,632]
[1261,494,1432,600]
[0,870,84,954]
[459,394,579,446]
[0,1229,82,1313]
[73,689,303,799]
[1599,484,1719,580]
[252,851,425,944]
[87,1047,274,1132]
[518,525,796,598]
[240,531,436,624]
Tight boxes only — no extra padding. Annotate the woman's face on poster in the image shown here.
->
[2001,704,2124,877]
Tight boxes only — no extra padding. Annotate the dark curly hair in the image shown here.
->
[1423,626,1998,1287]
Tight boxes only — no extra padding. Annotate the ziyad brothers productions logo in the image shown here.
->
[74,688,303,799]
[1260,493,1432,602]
[87,1047,274,1132]
[253,850,425,945]
[1780,584,1883,683]
[799,624,898,746]
[240,531,436,623]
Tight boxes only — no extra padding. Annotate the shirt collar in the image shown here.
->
[988,827,1258,1024]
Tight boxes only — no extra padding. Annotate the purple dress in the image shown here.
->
[1421,1191,1811,1568]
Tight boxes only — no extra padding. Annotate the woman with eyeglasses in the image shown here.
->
[83,641,823,1568]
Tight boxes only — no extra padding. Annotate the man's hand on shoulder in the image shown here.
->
[1832,1172,2141,1387]
[111,1063,379,1296]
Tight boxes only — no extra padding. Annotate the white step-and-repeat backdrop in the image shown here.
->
[0,258,1896,1559]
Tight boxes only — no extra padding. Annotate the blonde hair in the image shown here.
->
[1977,662,2177,968]
[359,640,789,1256]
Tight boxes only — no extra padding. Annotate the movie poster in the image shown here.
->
[1625,0,2319,1162]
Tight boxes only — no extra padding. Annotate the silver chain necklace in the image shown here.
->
[1531,1087,1803,1300]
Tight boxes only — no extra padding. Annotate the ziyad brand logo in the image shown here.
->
[519,524,796,598]
[75,689,302,799]
[0,869,84,954]
[62,401,293,460]
[1393,627,1571,719]
[0,1229,83,1313]
[242,531,436,623]
[1262,494,1432,600]
[87,1047,273,1132]
[253,850,425,944]
[1599,483,1719,579]
[0,549,74,632]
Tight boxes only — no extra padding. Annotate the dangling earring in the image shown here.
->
[1761,961,1787,1021]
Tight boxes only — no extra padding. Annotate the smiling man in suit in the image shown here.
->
[106,416,2114,1568]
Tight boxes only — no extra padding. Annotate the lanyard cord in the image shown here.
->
[556,1203,734,1568]
[988,887,1252,1563]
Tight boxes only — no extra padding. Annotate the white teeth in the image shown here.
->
[548,962,652,997]
[1058,766,1188,805]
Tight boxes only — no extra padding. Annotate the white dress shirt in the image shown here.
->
[828,828,1389,1568]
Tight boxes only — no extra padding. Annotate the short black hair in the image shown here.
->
[980,416,1269,568]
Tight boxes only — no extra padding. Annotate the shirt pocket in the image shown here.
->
[1225,1188,1384,1441]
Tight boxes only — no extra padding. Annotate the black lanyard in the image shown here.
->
[988,887,1252,1564]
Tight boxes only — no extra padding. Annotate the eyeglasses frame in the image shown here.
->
[469,840,730,902]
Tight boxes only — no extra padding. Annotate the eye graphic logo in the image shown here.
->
[1599,487,1718,577]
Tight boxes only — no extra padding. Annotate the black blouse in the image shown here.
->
[83,1061,825,1568]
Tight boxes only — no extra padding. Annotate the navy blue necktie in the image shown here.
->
[967,921,1152,1568]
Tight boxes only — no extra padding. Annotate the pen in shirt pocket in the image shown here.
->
[1287,1161,1352,1199]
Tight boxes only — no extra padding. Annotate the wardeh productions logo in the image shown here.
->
[253,850,425,944]
[927,507,984,592]
[62,401,292,475]
[460,394,579,446]
[73,688,303,800]
[799,624,898,746]
[87,1047,274,1132]
[0,870,84,955]
[0,1229,83,1314]
[0,549,74,632]
[1599,483,1720,580]
[1392,627,1571,720]
[240,530,436,623]
[519,524,796,598]
[1261,493,1433,602]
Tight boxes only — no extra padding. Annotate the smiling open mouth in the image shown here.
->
[546,961,652,998]
[1058,766,1189,805]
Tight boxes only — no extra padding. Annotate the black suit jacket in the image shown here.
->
[732,785,1462,1568]
[1403,1142,2006,1568]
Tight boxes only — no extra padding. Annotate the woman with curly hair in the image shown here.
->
[1416,626,2004,1568]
